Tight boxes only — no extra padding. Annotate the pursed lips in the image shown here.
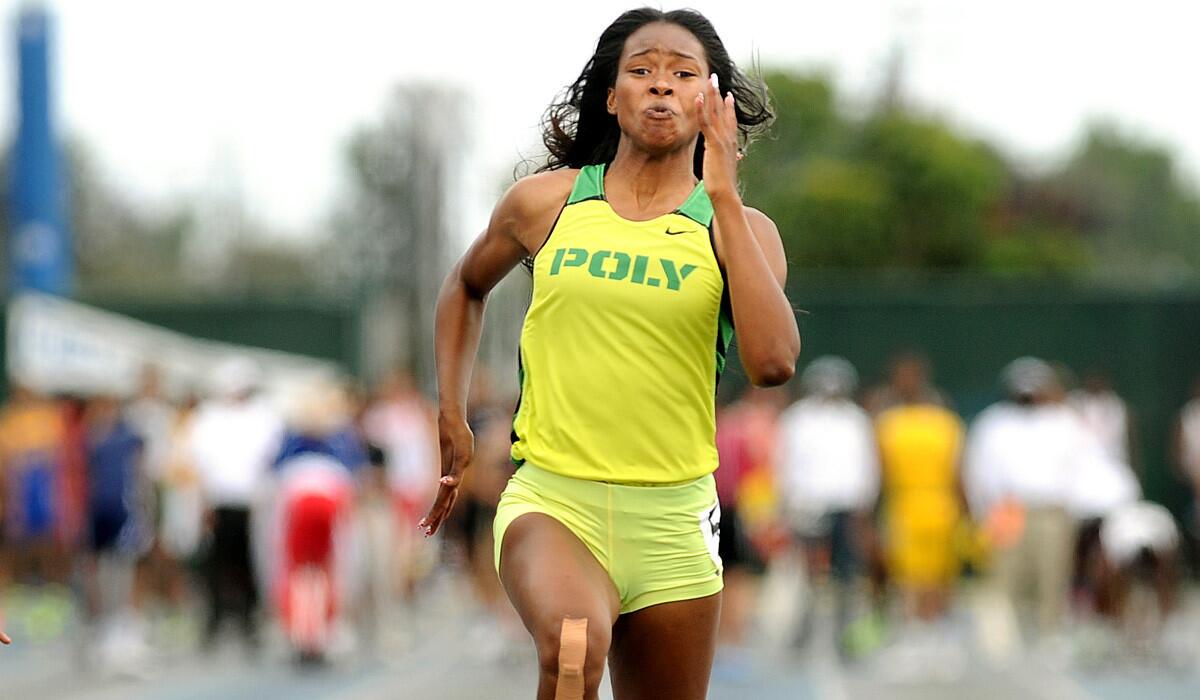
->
[644,103,676,120]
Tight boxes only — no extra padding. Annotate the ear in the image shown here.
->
[606,87,617,116]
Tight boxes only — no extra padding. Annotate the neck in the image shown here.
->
[605,138,697,211]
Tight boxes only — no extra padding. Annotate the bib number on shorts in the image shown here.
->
[699,501,722,570]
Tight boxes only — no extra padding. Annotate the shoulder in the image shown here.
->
[491,169,578,250]
[742,206,779,235]
[971,403,1013,430]
[496,169,577,223]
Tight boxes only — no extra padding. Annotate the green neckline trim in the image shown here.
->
[566,164,606,204]
[567,164,713,227]
[675,182,714,227]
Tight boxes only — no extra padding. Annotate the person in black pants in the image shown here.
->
[205,506,258,650]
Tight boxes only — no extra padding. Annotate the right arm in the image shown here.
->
[419,170,574,536]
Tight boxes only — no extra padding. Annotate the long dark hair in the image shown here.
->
[539,8,773,179]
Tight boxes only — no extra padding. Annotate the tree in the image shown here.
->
[1052,123,1200,277]
[328,84,468,385]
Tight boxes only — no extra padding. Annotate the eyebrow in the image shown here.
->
[627,47,700,62]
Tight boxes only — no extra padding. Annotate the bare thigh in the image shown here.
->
[499,513,620,700]
[608,592,722,700]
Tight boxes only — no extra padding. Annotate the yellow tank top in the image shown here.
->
[877,403,964,527]
[510,164,732,484]
[877,404,963,493]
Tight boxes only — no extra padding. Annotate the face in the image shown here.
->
[607,22,708,153]
[892,358,927,398]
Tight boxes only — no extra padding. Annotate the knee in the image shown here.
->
[535,616,609,697]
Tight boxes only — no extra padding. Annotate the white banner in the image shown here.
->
[6,292,340,399]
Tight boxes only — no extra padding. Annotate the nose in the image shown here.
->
[649,80,673,96]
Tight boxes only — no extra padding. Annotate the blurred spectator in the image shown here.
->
[356,439,395,652]
[1070,369,1135,471]
[362,369,438,601]
[0,385,69,584]
[270,380,366,664]
[155,396,205,607]
[187,358,283,651]
[81,395,150,673]
[964,358,1091,646]
[453,369,520,661]
[714,387,782,649]
[777,356,879,656]
[459,371,514,616]
[1063,370,1140,619]
[125,366,184,614]
[1174,377,1200,556]
[865,352,949,417]
[1099,501,1181,647]
[875,358,965,634]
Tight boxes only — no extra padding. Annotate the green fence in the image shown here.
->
[100,297,364,375]
[768,277,1200,509]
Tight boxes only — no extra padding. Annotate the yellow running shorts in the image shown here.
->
[494,463,724,614]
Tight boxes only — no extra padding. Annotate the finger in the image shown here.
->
[0,631,10,645]
[419,484,458,535]
[422,486,459,537]
[707,73,722,129]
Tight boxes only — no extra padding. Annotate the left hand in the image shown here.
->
[696,73,742,200]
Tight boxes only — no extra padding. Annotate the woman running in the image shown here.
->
[420,8,799,698]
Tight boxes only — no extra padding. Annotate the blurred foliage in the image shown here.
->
[740,70,1200,279]
[1052,124,1200,277]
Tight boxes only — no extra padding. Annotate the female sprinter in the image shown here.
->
[420,8,799,699]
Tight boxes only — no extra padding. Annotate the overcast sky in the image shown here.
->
[2,0,1197,248]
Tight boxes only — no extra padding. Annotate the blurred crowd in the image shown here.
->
[3,352,1200,680]
[0,360,519,673]
[714,352,1200,677]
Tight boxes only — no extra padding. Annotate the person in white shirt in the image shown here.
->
[188,358,283,651]
[1099,500,1181,645]
[1174,378,1200,547]
[125,365,187,615]
[1064,370,1140,618]
[1070,370,1134,470]
[965,357,1093,641]
[776,356,878,654]
[361,370,439,602]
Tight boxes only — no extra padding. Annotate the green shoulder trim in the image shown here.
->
[674,183,713,227]
[566,164,606,204]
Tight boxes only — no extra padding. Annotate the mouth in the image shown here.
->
[644,105,675,120]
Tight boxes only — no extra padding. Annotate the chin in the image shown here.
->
[637,128,691,155]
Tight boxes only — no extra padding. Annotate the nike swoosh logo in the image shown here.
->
[664,228,690,236]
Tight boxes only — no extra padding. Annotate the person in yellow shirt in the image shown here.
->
[0,385,67,584]
[875,360,965,626]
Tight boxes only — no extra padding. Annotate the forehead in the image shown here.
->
[621,22,706,65]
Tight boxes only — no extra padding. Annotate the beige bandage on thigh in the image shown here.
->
[555,617,588,700]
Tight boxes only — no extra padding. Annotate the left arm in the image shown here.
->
[698,74,800,386]
[711,202,800,386]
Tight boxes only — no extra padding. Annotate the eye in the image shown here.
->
[629,67,651,76]
[675,70,697,79]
